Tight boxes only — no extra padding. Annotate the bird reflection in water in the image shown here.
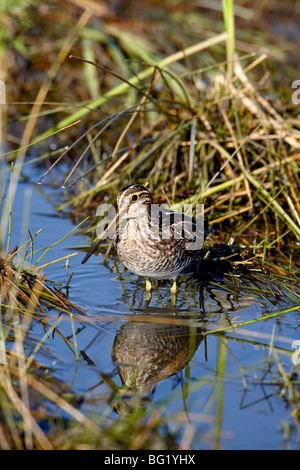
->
[102,317,205,415]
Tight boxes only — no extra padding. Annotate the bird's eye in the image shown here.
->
[131,195,138,201]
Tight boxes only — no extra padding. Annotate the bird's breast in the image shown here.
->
[113,217,193,279]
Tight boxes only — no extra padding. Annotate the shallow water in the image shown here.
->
[5,171,300,450]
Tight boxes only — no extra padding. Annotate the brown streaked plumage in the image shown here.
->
[82,184,210,298]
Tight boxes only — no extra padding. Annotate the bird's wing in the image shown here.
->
[153,207,209,251]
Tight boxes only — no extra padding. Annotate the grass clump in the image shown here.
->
[23,2,298,257]
[53,50,300,257]
[0,172,87,449]
[3,1,300,255]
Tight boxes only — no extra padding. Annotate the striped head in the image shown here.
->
[117,184,153,219]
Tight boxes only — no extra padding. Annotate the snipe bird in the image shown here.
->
[81,184,209,298]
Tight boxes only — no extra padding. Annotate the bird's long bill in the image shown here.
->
[81,213,118,264]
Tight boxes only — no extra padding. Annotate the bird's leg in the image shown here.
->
[170,279,178,306]
[146,278,152,292]
[170,279,178,294]
[145,278,152,303]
